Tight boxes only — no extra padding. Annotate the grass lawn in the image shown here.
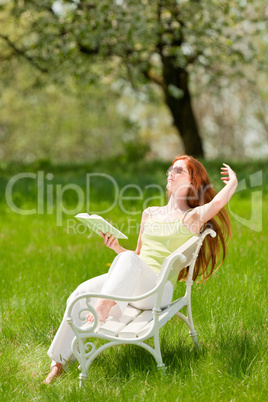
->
[0,159,267,401]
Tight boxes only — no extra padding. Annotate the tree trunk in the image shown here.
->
[161,58,204,157]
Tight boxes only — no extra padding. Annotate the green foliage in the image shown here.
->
[122,138,151,163]
[0,79,142,163]
[0,0,267,161]
[1,0,264,84]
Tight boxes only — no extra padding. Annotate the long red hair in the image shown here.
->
[169,155,231,282]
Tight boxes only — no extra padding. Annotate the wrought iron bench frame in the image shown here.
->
[66,228,216,385]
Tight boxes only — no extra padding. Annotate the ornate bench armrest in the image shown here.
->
[66,253,187,327]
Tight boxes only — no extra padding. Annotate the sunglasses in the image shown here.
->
[166,166,189,176]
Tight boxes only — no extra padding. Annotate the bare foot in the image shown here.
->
[86,299,116,322]
[43,362,63,384]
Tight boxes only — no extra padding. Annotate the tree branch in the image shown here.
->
[142,67,163,87]
[77,42,100,55]
[0,34,48,73]
[185,51,203,65]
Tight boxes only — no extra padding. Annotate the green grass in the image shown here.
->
[0,159,267,401]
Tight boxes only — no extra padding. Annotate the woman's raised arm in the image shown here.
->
[184,164,238,231]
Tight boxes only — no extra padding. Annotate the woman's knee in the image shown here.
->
[115,251,141,273]
[118,250,139,264]
[119,250,135,258]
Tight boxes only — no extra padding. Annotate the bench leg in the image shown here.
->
[176,309,200,349]
[189,329,200,349]
[186,299,201,348]
[153,331,165,370]
[79,372,88,388]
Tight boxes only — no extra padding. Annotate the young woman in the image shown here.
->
[44,155,238,384]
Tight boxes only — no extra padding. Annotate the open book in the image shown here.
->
[75,213,128,239]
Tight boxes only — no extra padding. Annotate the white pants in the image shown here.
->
[47,251,173,367]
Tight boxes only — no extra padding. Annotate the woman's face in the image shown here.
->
[166,160,191,195]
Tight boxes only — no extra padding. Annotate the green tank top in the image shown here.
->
[139,217,195,287]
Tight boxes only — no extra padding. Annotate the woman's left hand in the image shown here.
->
[99,231,120,251]
[221,163,237,186]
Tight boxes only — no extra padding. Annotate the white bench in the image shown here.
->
[66,228,216,384]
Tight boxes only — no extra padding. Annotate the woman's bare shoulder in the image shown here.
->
[144,206,164,216]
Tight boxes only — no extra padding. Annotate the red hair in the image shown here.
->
[169,155,231,282]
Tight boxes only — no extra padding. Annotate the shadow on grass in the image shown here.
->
[68,337,204,383]
[72,326,264,383]
[213,330,264,379]
[161,342,203,372]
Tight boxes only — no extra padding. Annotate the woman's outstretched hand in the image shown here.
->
[221,163,237,186]
[99,231,120,251]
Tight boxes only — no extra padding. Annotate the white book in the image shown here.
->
[75,213,128,239]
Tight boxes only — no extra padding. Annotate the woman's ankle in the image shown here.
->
[43,362,63,384]
[98,298,116,307]
[55,362,63,371]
